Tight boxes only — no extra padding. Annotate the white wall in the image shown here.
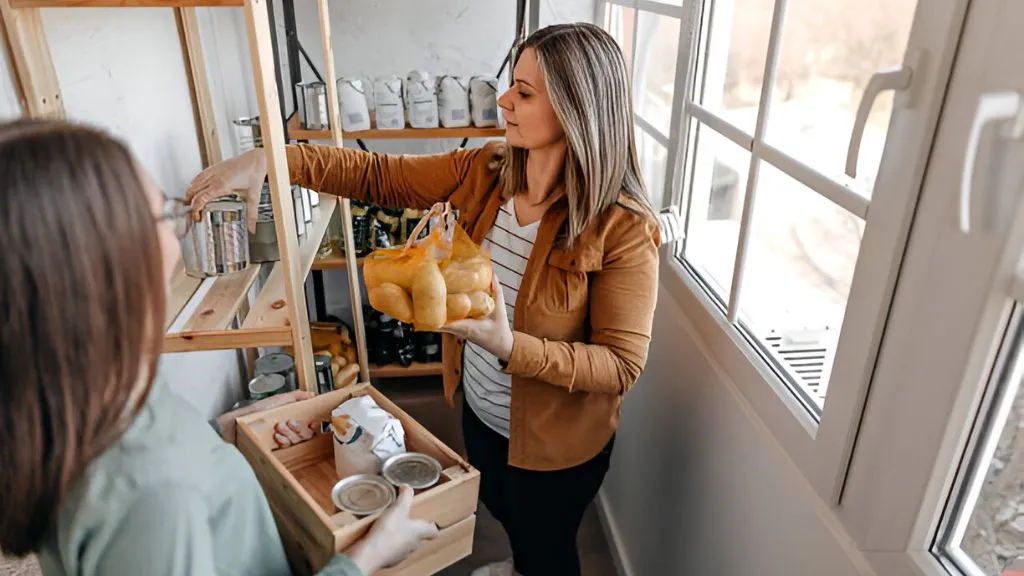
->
[600,280,870,575]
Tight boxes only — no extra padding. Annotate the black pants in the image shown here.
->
[462,399,614,576]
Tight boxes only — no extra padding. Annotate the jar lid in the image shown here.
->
[254,352,295,375]
[248,374,287,399]
[381,452,442,490]
[331,475,396,516]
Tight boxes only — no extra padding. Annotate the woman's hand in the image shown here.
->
[441,275,514,363]
[346,485,440,573]
[185,149,267,232]
[216,390,314,445]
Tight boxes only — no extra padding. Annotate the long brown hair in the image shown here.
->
[0,119,166,555]
[503,23,654,246]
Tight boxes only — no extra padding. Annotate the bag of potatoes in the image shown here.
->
[364,202,495,331]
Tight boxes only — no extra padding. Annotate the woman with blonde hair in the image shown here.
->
[189,22,660,576]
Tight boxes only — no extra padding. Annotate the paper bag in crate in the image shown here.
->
[363,202,495,331]
[331,396,406,478]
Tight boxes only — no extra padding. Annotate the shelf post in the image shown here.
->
[0,0,63,118]
[317,0,370,385]
[244,0,315,391]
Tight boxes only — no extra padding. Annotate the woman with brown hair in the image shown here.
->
[189,23,660,576]
[0,119,437,575]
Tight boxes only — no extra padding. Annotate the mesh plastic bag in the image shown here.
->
[364,202,495,331]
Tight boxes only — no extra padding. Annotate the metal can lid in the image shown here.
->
[254,352,295,375]
[248,373,287,398]
[381,452,442,490]
[331,474,396,516]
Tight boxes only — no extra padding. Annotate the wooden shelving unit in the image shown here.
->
[369,362,443,378]
[311,253,362,270]
[1,0,472,385]
[1,0,371,390]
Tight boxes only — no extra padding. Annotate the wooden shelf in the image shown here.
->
[242,195,338,331]
[311,254,363,270]
[369,362,443,378]
[287,114,504,142]
[164,196,338,353]
[11,0,241,6]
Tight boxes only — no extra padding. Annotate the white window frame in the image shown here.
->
[600,0,1012,572]
[659,0,967,503]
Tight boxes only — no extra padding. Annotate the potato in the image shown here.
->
[411,260,447,330]
[368,282,415,323]
[468,291,495,318]
[442,256,492,293]
[363,249,419,289]
[334,363,360,389]
[447,293,472,322]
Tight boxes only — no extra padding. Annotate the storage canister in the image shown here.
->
[254,352,298,391]
[298,81,329,130]
[181,195,249,278]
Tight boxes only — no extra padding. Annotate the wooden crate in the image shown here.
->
[236,384,480,575]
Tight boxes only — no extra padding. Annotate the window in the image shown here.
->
[679,0,917,413]
[604,0,972,543]
[936,312,1024,575]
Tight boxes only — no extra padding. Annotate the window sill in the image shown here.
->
[660,253,820,443]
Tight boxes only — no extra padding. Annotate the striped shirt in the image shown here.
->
[463,198,538,437]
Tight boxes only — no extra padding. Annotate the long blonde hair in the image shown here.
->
[503,23,653,246]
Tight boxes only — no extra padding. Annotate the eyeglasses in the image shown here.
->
[159,196,192,240]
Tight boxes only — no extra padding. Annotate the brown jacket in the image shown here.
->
[286,141,660,471]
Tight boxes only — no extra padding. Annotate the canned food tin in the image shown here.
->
[314,353,334,395]
[247,374,288,400]
[330,474,396,516]
[381,452,442,490]
[254,353,297,390]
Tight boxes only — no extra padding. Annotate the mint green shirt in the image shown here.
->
[36,379,362,576]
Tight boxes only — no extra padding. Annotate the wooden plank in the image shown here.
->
[175,6,222,167]
[165,261,203,330]
[377,515,475,576]
[315,0,370,385]
[11,0,242,6]
[163,325,291,353]
[369,362,443,379]
[180,264,261,332]
[287,115,505,141]
[241,195,336,333]
[310,255,362,270]
[244,0,314,391]
[0,0,63,117]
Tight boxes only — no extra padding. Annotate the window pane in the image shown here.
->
[737,162,864,410]
[604,5,636,75]
[765,0,918,196]
[636,126,669,209]
[697,0,773,134]
[683,120,748,303]
[633,11,680,135]
[945,330,1024,575]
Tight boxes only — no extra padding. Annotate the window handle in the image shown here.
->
[845,64,914,179]
[960,90,1024,233]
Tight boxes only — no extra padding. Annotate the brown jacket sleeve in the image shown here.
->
[285,144,481,210]
[505,212,661,395]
